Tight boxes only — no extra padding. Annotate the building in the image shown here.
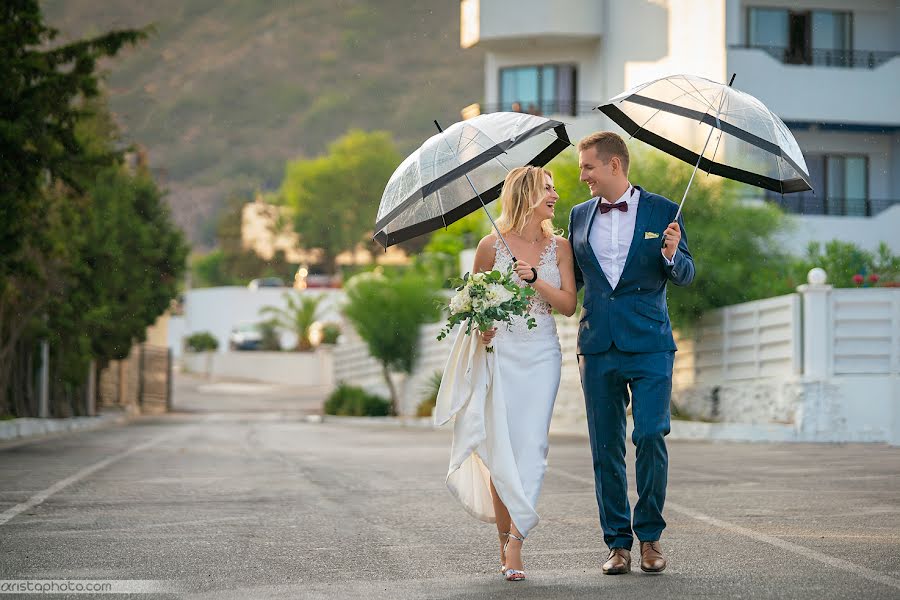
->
[459,0,900,254]
[241,195,409,270]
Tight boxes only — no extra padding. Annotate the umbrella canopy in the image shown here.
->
[597,74,812,195]
[374,112,571,249]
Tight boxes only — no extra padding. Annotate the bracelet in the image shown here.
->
[523,267,538,284]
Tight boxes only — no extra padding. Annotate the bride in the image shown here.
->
[436,165,577,581]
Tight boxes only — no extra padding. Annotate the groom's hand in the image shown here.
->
[662,221,680,260]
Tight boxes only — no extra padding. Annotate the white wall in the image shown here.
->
[779,204,900,255]
[672,284,900,442]
[476,0,603,45]
[181,349,333,387]
[892,134,900,199]
[727,48,900,126]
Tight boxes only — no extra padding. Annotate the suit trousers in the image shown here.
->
[578,346,674,550]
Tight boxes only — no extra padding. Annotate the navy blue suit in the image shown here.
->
[568,186,695,549]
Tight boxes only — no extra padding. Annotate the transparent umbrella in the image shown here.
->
[373,112,571,258]
[597,73,813,227]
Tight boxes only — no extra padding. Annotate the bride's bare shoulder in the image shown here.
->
[554,235,573,258]
[476,233,499,251]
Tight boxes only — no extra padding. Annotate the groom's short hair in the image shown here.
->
[578,132,630,175]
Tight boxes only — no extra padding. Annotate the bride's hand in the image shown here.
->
[480,327,497,345]
[514,259,537,283]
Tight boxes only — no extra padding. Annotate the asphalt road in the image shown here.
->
[1,374,899,599]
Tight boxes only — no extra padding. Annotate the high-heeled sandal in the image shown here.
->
[498,532,509,573]
[502,532,526,581]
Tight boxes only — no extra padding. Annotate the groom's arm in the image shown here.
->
[662,211,695,286]
[567,207,584,293]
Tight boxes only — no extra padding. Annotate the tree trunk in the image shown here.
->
[381,363,399,416]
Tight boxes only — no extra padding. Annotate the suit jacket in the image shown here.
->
[568,186,695,354]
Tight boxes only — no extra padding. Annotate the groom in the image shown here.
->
[567,132,695,574]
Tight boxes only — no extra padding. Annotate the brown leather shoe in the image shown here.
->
[640,541,666,573]
[602,548,631,575]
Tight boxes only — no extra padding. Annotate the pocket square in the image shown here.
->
[644,231,660,239]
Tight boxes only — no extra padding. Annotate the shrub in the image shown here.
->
[258,319,282,351]
[185,332,219,352]
[320,322,341,345]
[790,241,899,288]
[324,384,391,417]
[416,370,442,417]
[342,270,442,415]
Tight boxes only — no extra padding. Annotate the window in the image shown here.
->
[499,64,577,116]
[747,8,852,66]
[774,153,868,215]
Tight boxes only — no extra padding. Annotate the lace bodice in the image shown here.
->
[492,236,561,340]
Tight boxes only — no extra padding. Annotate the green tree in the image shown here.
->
[342,271,442,415]
[0,2,151,412]
[260,293,326,352]
[80,166,189,363]
[280,130,401,274]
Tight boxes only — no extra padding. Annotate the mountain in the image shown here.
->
[42,0,484,247]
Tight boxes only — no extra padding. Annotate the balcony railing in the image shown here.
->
[474,101,601,118]
[733,44,900,69]
[765,196,900,217]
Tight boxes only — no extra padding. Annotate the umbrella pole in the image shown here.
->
[663,74,735,250]
[433,120,518,262]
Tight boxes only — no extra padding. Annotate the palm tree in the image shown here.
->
[259,293,325,351]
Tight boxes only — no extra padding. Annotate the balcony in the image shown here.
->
[474,101,601,118]
[461,0,602,50]
[765,196,899,217]
[726,46,900,126]
[734,44,900,70]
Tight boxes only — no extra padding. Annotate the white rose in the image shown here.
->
[449,289,471,314]
[486,283,513,307]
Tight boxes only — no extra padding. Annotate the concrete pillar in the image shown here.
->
[86,360,96,417]
[39,341,49,418]
[890,374,900,447]
[724,0,742,47]
[797,268,833,379]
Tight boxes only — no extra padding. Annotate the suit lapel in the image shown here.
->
[580,198,612,290]
[617,187,655,286]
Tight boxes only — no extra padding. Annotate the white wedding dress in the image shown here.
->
[434,237,562,538]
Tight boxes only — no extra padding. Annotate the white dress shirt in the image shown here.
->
[588,184,675,289]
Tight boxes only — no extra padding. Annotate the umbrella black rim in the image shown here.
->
[374,123,571,248]
[375,119,571,237]
[598,99,813,194]
[374,121,571,248]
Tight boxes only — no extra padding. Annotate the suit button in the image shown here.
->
[610,296,616,301]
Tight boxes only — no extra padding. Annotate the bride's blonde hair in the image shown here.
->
[494,166,558,239]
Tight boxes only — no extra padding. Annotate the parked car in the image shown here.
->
[228,323,263,350]
[247,277,285,290]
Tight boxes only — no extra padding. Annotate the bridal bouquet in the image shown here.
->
[436,270,537,352]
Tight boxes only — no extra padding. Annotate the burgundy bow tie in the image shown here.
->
[599,200,628,214]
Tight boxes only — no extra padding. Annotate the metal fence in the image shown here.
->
[99,343,173,414]
[735,44,900,69]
